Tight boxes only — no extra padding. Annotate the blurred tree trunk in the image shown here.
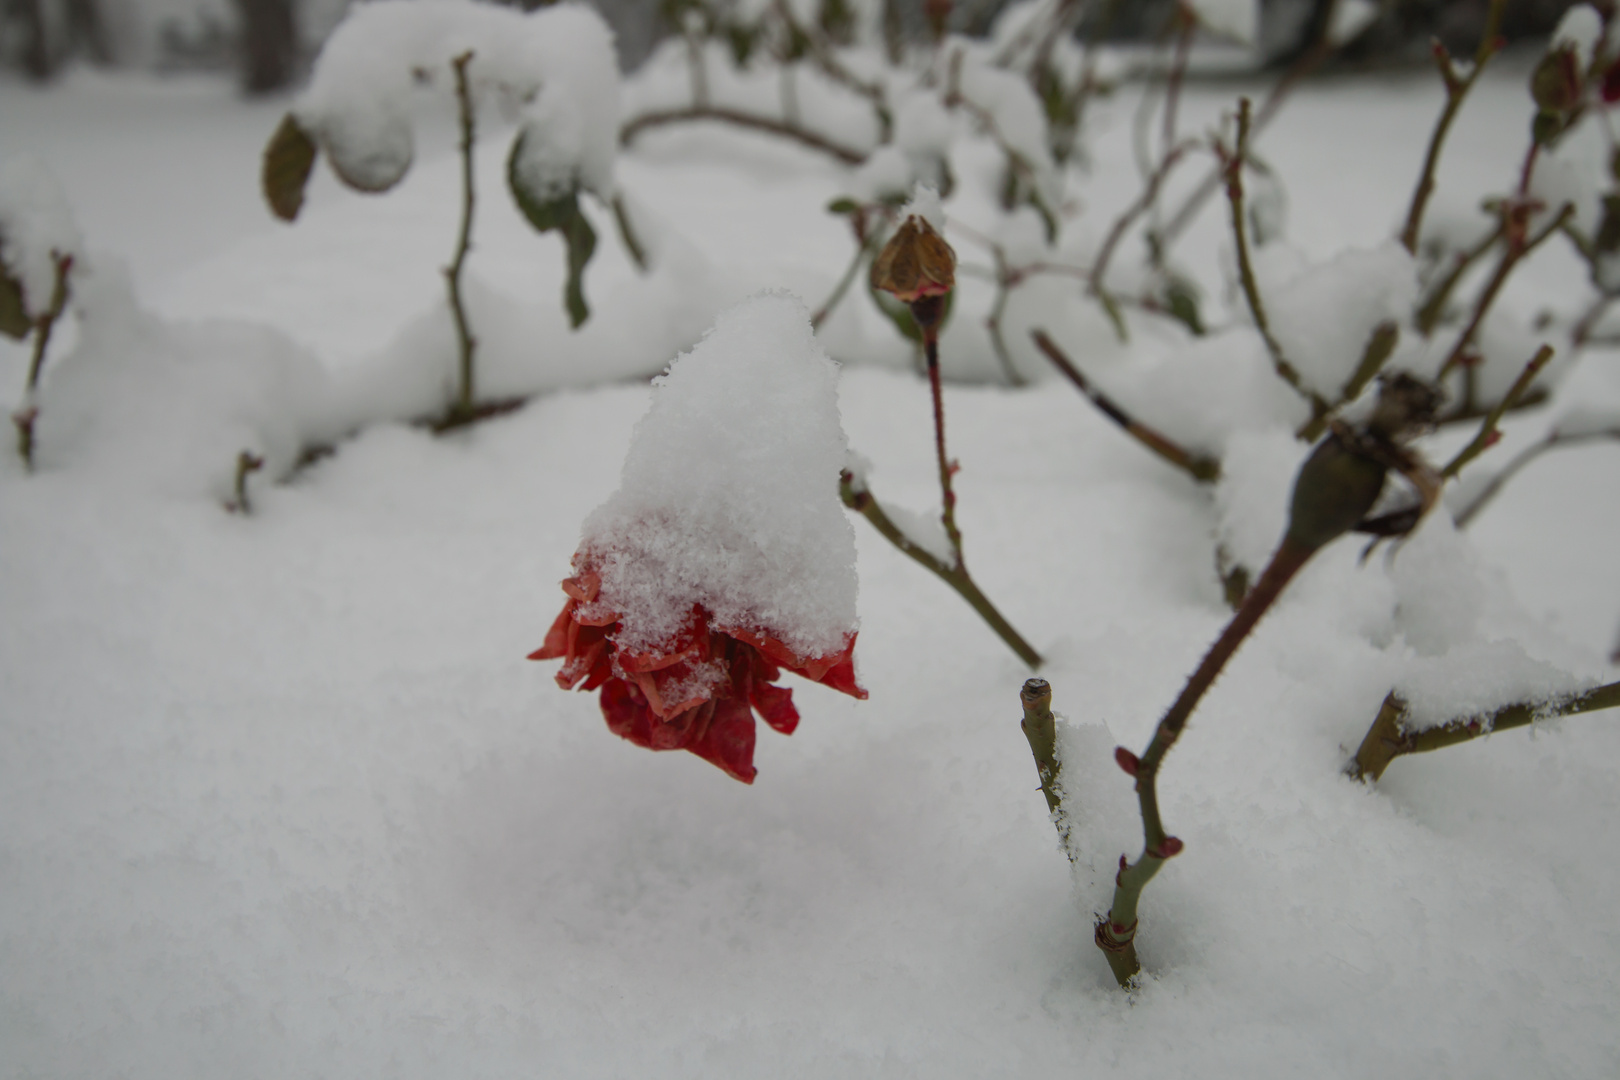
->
[235,0,298,94]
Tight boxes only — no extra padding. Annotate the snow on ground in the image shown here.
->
[3,47,1620,1078]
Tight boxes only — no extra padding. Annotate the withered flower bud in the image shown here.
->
[1531,45,1583,114]
[871,213,956,306]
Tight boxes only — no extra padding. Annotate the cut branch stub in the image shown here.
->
[508,130,599,329]
[262,113,319,222]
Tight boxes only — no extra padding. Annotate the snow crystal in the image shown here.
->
[580,293,859,658]
[0,156,84,319]
[1187,0,1259,47]
[298,0,619,200]
[1267,242,1418,401]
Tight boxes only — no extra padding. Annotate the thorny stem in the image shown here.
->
[1098,536,1318,985]
[1453,426,1620,528]
[1436,205,1571,383]
[1440,345,1553,479]
[445,50,479,424]
[1399,0,1509,254]
[839,471,1042,668]
[1349,681,1620,783]
[1224,98,1330,427]
[13,250,73,470]
[620,106,868,165]
[923,325,964,560]
[1032,330,1220,482]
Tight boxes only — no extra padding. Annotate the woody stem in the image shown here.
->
[922,325,963,562]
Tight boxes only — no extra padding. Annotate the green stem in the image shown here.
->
[1019,678,1064,819]
[446,50,478,423]
[1032,329,1219,482]
[612,193,649,272]
[1416,223,1501,336]
[1350,681,1620,782]
[839,471,1042,668]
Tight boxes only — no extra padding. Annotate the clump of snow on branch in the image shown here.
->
[1387,517,1607,730]
[1267,242,1418,400]
[298,0,619,198]
[37,264,339,499]
[580,293,859,658]
[0,157,83,317]
[1053,714,1139,921]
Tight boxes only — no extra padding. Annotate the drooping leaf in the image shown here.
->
[0,268,30,340]
[262,113,318,222]
[509,130,599,328]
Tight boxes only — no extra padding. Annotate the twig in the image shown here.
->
[1399,0,1509,254]
[1415,222,1502,336]
[612,193,649,272]
[1090,139,1195,317]
[1223,98,1330,425]
[227,450,265,515]
[839,470,1042,667]
[1440,345,1554,479]
[1032,330,1220,482]
[984,247,1026,386]
[445,51,479,424]
[1453,424,1620,527]
[1349,681,1620,782]
[620,106,868,165]
[921,318,964,560]
[812,231,879,329]
[1437,205,1571,383]
[12,250,73,470]
[1020,678,1077,858]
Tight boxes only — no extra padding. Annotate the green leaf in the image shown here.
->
[1164,277,1203,337]
[826,197,862,217]
[262,113,318,222]
[509,131,599,328]
[0,267,30,340]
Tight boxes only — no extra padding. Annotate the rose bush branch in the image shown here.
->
[1398,0,1509,254]
[1349,681,1620,783]
[1454,424,1620,528]
[1032,330,1220,483]
[444,50,479,426]
[6,249,73,469]
[839,470,1041,668]
[1096,378,1442,986]
[1221,98,1331,429]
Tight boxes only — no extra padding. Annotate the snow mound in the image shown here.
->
[581,293,859,658]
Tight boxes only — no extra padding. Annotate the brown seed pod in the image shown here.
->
[870,215,955,303]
